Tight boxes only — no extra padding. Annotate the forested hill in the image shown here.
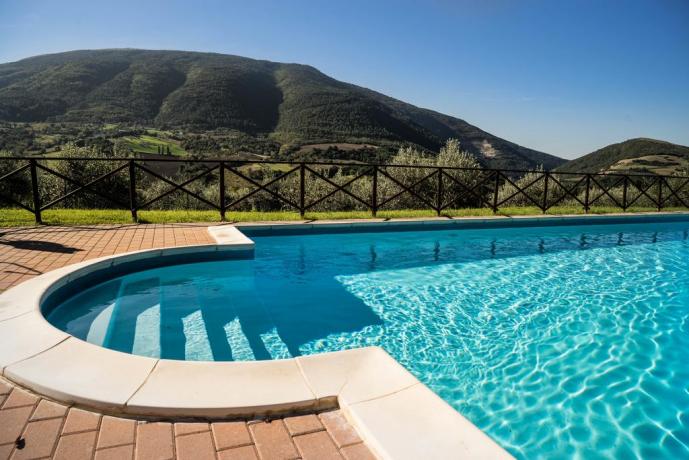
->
[556,138,689,176]
[0,49,565,170]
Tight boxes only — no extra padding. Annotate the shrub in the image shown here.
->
[0,150,31,208]
[378,140,485,210]
[38,143,129,209]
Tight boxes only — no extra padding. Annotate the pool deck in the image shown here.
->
[0,224,376,460]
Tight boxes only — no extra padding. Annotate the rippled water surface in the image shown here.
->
[47,220,689,459]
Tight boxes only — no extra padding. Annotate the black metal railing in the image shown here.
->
[1,156,688,223]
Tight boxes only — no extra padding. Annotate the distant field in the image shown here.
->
[1,207,685,227]
[121,135,186,156]
[606,155,689,176]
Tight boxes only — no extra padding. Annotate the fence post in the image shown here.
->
[492,171,500,213]
[622,176,628,211]
[29,159,41,224]
[371,165,378,217]
[542,172,549,214]
[436,167,443,216]
[129,160,137,222]
[218,161,225,222]
[584,174,591,213]
[657,177,663,211]
[299,162,306,218]
[219,162,226,221]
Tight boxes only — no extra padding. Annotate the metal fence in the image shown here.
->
[1,156,688,223]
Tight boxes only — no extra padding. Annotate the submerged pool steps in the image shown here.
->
[88,275,295,362]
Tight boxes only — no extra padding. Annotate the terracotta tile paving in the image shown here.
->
[135,423,173,460]
[292,431,341,460]
[0,224,377,459]
[318,411,363,449]
[62,408,101,434]
[248,420,299,460]
[53,431,98,460]
[211,422,252,450]
[283,415,323,437]
[0,224,214,292]
[97,416,136,449]
[340,443,377,460]
[217,445,258,460]
[0,377,376,460]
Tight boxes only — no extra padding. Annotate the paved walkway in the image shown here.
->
[0,225,375,460]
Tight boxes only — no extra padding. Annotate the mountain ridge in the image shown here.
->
[0,49,565,170]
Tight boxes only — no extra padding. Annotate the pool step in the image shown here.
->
[103,277,162,356]
[85,303,115,346]
[89,275,295,362]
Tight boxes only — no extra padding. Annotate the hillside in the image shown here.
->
[557,138,689,175]
[0,49,564,170]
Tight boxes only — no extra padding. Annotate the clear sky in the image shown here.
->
[1,0,687,159]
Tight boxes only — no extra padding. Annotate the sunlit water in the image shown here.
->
[46,220,689,459]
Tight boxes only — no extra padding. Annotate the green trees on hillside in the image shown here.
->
[0,49,564,170]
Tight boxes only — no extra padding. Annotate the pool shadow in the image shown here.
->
[0,239,82,254]
[252,277,383,358]
[188,260,383,360]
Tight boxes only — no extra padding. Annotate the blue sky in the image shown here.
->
[1,0,687,159]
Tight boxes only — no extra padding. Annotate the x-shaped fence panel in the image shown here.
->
[302,165,373,212]
[438,169,496,212]
[2,157,689,223]
[135,162,220,212]
[662,177,689,209]
[546,174,588,210]
[36,161,130,210]
[494,171,547,211]
[625,177,661,210]
[376,166,439,212]
[588,175,626,209]
[0,161,32,213]
[223,164,301,213]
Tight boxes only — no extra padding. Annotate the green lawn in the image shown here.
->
[1,207,686,227]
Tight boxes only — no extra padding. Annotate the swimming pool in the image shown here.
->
[45,217,689,459]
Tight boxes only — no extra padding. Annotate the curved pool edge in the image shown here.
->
[0,223,516,459]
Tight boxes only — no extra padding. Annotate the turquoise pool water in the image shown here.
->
[46,219,689,459]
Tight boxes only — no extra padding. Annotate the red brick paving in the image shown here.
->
[293,431,341,460]
[319,411,363,449]
[283,415,323,437]
[0,224,376,459]
[0,224,214,292]
[211,422,252,451]
[248,420,299,460]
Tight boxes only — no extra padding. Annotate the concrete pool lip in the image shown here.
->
[0,222,527,459]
